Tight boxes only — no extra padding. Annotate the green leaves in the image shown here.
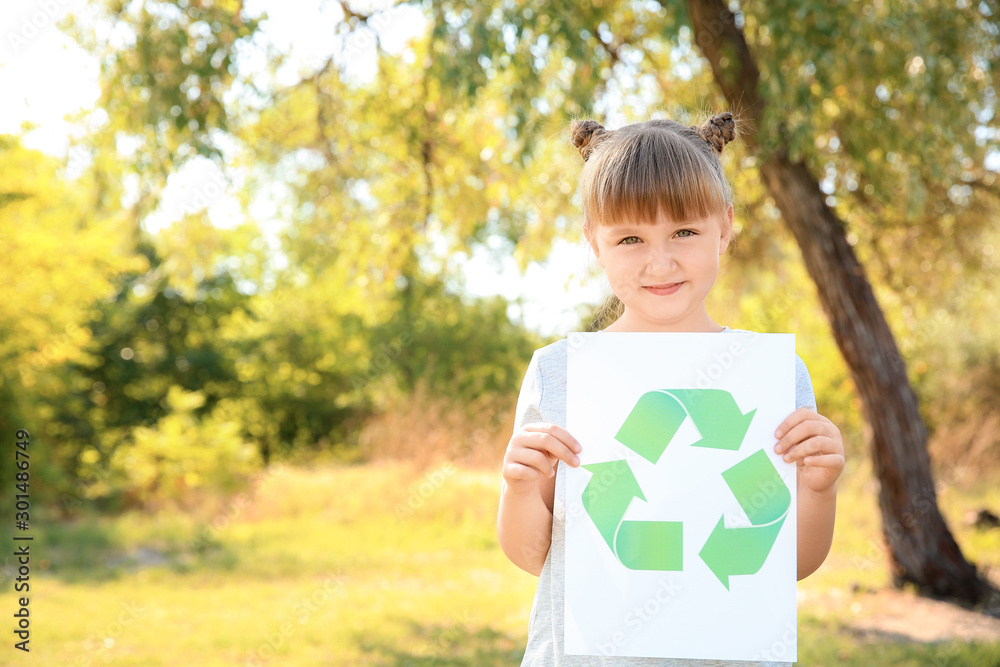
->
[6,0,994,512]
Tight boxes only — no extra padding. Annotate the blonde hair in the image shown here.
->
[570,113,737,233]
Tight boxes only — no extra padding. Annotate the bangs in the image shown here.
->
[580,122,729,227]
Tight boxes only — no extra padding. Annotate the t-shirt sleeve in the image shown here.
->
[513,350,545,430]
[794,354,817,411]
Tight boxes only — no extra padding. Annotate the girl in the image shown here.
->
[497,113,845,666]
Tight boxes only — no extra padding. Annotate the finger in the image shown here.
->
[511,447,559,478]
[773,407,816,439]
[503,461,542,484]
[774,407,832,440]
[799,453,845,468]
[503,451,554,482]
[517,429,582,467]
[774,419,830,455]
[780,435,837,463]
[521,423,582,453]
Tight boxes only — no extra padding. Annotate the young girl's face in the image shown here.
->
[586,205,733,332]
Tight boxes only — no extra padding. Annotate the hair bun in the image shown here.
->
[693,112,736,154]
[571,119,610,161]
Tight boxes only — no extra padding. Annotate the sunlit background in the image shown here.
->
[1,1,999,664]
[1,0,607,337]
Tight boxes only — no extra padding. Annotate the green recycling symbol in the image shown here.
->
[581,389,791,590]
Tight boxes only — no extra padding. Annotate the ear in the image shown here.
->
[719,204,734,255]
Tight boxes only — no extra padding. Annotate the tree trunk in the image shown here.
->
[685,0,998,610]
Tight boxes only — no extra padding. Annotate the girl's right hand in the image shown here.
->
[502,423,582,492]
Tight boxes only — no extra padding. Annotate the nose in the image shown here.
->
[643,243,677,276]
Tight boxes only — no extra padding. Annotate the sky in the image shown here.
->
[0,0,605,336]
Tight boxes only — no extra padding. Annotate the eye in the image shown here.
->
[675,229,696,238]
[618,236,641,245]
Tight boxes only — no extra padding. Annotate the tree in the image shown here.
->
[421,0,1000,609]
[56,0,550,472]
[0,135,146,508]
[683,0,998,610]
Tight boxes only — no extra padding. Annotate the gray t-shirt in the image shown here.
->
[512,329,817,667]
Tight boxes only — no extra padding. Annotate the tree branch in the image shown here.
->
[337,1,374,25]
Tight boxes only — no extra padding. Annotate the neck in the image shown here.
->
[604,308,725,333]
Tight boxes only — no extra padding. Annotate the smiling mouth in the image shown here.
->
[643,282,684,295]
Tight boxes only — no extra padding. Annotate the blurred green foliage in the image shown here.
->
[96,385,260,508]
[1,0,998,514]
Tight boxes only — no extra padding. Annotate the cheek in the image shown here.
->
[698,240,722,265]
[602,258,634,288]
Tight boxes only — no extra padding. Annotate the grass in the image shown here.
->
[0,457,998,665]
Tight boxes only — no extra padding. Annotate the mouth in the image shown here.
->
[643,282,684,296]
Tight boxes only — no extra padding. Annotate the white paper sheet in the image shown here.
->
[565,332,797,662]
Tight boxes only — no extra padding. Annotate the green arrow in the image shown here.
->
[616,520,683,571]
[581,460,644,550]
[614,390,755,462]
[721,449,790,524]
[698,449,791,589]
[613,391,687,464]
[698,514,785,590]
[587,391,771,579]
[666,389,756,451]
[581,461,683,571]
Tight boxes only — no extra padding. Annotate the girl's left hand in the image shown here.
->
[773,407,845,495]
